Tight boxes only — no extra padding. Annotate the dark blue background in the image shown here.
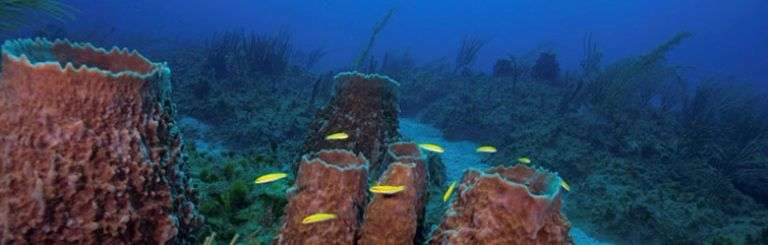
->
[63,0,767,82]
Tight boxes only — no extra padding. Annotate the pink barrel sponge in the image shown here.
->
[430,165,572,245]
[277,150,369,244]
[0,38,199,244]
[359,142,428,245]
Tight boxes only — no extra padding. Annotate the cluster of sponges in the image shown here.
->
[301,71,400,178]
[277,71,571,244]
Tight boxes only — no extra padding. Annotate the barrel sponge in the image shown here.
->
[430,165,572,245]
[359,142,429,244]
[302,71,400,179]
[277,149,370,244]
[0,38,199,244]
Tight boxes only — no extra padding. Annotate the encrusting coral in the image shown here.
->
[0,38,200,244]
[430,165,571,245]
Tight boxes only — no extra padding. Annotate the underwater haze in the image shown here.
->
[62,0,768,81]
[1,0,767,244]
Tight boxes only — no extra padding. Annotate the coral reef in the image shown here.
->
[0,39,199,243]
[359,142,428,244]
[429,165,571,244]
[398,32,768,243]
[302,71,400,178]
[493,56,526,80]
[531,52,560,84]
[169,31,321,163]
[276,150,369,244]
[202,31,293,78]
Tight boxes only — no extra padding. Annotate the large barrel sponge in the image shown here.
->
[359,142,429,245]
[0,38,200,244]
[301,72,400,179]
[430,165,571,245]
[277,149,369,245]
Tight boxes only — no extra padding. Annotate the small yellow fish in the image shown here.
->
[443,181,457,202]
[518,157,531,165]
[561,179,571,192]
[254,172,288,184]
[370,185,406,194]
[419,143,445,153]
[325,132,349,140]
[476,145,497,153]
[302,212,337,224]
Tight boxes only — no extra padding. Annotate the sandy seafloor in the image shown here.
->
[399,118,611,245]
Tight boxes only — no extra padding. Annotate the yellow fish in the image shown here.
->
[302,212,337,224]
[443,181,457,202]
[254,172,288,184]
[517,157,531,165]
[325,132,349,140]
[476,145,497,153]
[561,179,571,192]
[419,143,445,153]
[370,185,406,194]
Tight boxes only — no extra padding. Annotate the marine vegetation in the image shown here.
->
[170,30,325,162]
[187,146,292,244]
[1,2,766,244]
[171,28,766,243]
[395,31,768,243]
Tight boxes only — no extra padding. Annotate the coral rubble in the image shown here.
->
[359,142,428,244]
[430,165,571,245]
[301,71,400,178]
[0,39,199,243]
[276,150,369,244]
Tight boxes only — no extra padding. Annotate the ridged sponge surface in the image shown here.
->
[0,38,199,244]
[430,165,572,245]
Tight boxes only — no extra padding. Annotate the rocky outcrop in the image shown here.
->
[359,142,428,244]
[0,39,199,244]
[301,72,400,178]
[276,150,369,244]
[430,165,571,245]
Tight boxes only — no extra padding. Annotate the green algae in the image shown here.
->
[187,145,291,244]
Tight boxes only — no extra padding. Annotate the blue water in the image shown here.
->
[18,0,768,83]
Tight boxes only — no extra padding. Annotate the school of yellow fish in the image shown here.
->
[248,134,572,227]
